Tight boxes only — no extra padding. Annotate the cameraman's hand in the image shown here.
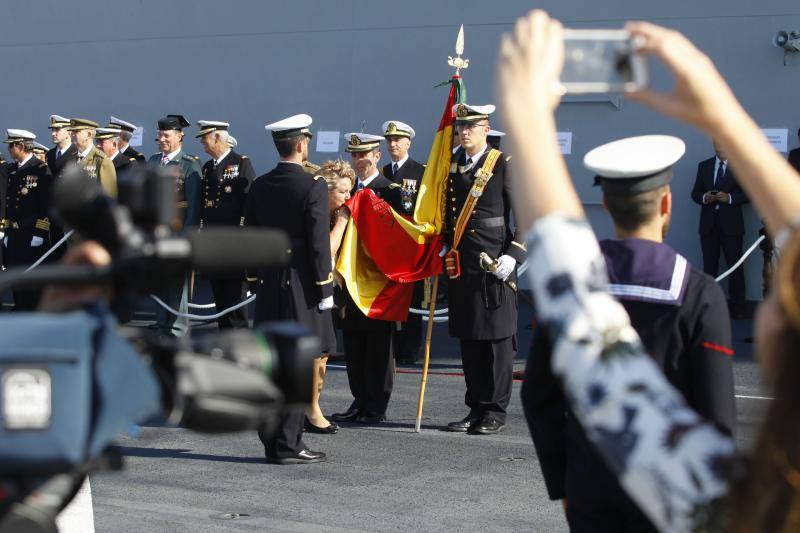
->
[38,241,112,313]
[625,22,745,134]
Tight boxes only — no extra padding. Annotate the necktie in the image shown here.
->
[161,154,170,166]
[714,161,724,187]
[357,181,364,191]
[77,155,83,163]
[392,163,399,177]
[56,149,61,159]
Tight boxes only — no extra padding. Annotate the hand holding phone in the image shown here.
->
[561,29,648,94]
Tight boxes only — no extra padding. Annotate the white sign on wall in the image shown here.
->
[762,128,788,153]
[316,131,340,153]
[557,131,573,155]
[130,127,144,147]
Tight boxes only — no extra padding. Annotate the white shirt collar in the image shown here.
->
[57,142,72,154]
[78,144,94,159]
[17,154,34,168]
[163,148,182,163]
[118,141,129,152]
[215,149,231,166]
[109,150,120,161]
[391,154,409,170]
[465,144,488,165]
[359,171,380,188]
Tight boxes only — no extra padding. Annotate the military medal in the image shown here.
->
[21,187,28,195]
[400,179,417,215]
[224,185,232,193]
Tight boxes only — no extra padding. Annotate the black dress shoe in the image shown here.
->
[469,417,505,435]
[330,404,360,422]
[446,414,481,432]
[304,418,339,434]
[355,414,386,424]
[266,448,327,465]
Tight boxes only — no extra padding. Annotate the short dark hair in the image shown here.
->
[274,134,303,158]
[604,186,666,232]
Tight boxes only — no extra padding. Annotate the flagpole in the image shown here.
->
[415,275,439,432]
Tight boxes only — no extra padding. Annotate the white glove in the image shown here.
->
[2,236,6,247]
[30,236,43,247]
[493,255,516,281]
[0,231,4,241]
[439,244,449,257]
[318,295,334,311]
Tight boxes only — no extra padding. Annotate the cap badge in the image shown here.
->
[350,134,361,146]
[387,122,397,134]
[456,104,468,118]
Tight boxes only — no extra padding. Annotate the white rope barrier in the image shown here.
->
[715,235,765,283]
[187,302,217,309]
[150,293,255,321]
[24,229,75,272]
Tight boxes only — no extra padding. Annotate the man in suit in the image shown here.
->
[197,120,255,329]
[95,127,134,178]
[788,128,800,173]
[244,113,331,464]
[380,120,427,365]
[148,114,202,337]
[68,118,117,198]
[690,139,750,317]
[331,132,402,425]
[45,114,77,178]
[109,116,146,162]
[1,130,54,310]
[444,103,526,435]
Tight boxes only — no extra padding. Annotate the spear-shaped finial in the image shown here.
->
[447,24,470,75]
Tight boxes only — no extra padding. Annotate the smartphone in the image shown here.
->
[561,29,648,94]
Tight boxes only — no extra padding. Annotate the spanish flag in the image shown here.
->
[336,76,465,321]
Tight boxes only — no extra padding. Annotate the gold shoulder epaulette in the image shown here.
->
[388,182,401,189]
[505,155,512,162]
[241,155,248,159]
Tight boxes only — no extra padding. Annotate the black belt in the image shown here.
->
[467,216,505,229]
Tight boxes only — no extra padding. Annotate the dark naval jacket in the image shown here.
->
[444,146,526,340]
[45,143,77,178]
[522,238,736,532]
[148,150,202,230]
[381,157,425,217]
[122,144,146,163]
[2,156,54,268]
[244,161,333,329]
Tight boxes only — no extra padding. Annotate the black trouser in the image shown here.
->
[154,274,188,337]
[342,326,394,417]
[701,212,745,306]
[395,281,423,360]
[210,279,248,329]
[460,337,516,422]
[259,408,306,457]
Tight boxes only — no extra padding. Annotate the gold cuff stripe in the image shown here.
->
[316,273,334,286]
[35,218,50,230]
[176,201,188,208]
[246,277,258,282]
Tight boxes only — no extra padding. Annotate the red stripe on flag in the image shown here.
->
[702,341,735,356]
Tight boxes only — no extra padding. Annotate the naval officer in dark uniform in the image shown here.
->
[244,113,331,464]
[197,120,254,329]
[522,136,736,533]
[109,116,146,163]
[443,104,526,435]
[1,129,54,310]
[148,114,202,337]
[330,132,402,425]
[380,120,427,365]
[45,114,78,178]
[95,127,134,178]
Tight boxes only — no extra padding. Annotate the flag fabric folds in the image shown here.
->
[336,76,465,321]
